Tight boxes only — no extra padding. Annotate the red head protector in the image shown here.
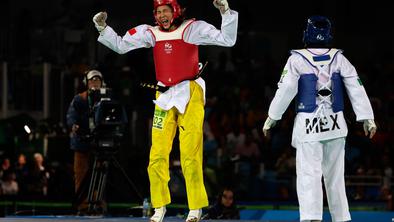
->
[153,0,182,27]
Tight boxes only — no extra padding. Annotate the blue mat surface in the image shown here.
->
[1,210,394,222]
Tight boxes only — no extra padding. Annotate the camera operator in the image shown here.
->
[66,70,106,215]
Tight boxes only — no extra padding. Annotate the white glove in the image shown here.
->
[363,119,377,139]
[262,116,277,137]
[93,12,107,32]
[213,0,229,14]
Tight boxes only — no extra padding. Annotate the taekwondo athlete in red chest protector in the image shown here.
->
[92,0,238,221]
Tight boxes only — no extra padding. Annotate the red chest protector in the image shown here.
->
[149,19,199,86]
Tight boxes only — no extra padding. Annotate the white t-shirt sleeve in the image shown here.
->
[183,10,238,46]
[338,54,374,121]
[268,55,300,120]
[98,24,155,54]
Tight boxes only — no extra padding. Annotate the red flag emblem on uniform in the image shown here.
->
[128,28,137,36]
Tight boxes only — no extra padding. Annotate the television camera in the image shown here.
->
[87,87,128,154]
[84,87,142,215]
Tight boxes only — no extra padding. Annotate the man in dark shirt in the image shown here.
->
[66,70,104,215]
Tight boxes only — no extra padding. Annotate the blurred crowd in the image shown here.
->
[0,153,50,198]
[1,40,393,212]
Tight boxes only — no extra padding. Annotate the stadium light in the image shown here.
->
[24,125,32,134]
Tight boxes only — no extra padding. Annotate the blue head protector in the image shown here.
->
[303,16,333,47]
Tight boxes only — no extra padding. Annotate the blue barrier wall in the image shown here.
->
[240,210,394,222]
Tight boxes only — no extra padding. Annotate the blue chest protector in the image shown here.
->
[292,49,344,113]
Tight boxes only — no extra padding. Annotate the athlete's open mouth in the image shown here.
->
[161,19,169,27]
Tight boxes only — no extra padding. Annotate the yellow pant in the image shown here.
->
[148,81,208,209]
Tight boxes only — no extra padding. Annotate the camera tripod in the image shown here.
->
[86,149,143,215]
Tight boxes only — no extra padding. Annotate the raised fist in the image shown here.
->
[213,0,229,14]
[93,12,108,32]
